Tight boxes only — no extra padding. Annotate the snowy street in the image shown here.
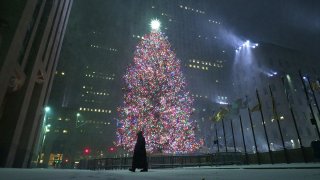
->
[1,164,320,180]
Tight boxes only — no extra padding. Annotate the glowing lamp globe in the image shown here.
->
[150,19,161,31]
[44,106,50,112]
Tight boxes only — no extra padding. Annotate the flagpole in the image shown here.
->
[281,77,307,162]
[269,85,289,163]
[239,115,249,164]
[222,118,228,152]
[299,70,320,138]
[307,76,320,127]
[256,89,273,164]
[215,124,220,153]
[248,107,260,164]
[230,119,237,152]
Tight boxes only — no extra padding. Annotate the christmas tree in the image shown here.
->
[116,20,202,154]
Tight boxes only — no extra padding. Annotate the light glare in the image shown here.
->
[150,19,161,31]
[44,106,50,112]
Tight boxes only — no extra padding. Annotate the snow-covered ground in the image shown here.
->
[1,164,320,180]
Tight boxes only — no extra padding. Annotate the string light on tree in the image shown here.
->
[116,20,203,154]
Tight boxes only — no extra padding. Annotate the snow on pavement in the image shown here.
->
[1,166,320,180]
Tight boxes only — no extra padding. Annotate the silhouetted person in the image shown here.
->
[129,131,148,172]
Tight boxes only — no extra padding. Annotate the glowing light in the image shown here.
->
[150,19,161,31]
[286,74,292,83]
[217,101,228,105]
[236,40,258,52]
[84,148,90,154]
[245,40,250,46]
[44,106,50,112]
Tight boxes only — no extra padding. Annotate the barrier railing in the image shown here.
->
[78,147,319,170]
[79,152,243,170]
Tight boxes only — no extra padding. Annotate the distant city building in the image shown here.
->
[45,29,121,165]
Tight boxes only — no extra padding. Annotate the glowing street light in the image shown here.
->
[84,147,91,155]
[150,19,161,31]
[44,106,50,112]
[76,112,86,128]
[38,106,51,166]
[45,124,51,132]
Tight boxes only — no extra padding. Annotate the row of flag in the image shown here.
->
[212,97,261,122]
[209,73,320,163]
[211,78,320,123]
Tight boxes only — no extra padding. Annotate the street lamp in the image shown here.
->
[37,106,51,166]
[45,106,50,113]
[76,113,86,128]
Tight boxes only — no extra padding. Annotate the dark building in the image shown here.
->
[0,0,73,168]
[44,18,122,165]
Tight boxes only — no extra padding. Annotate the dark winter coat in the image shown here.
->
[132,131,148,169]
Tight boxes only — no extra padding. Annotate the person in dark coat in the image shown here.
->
[129,131,148,172]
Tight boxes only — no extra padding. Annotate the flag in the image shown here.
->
[250,103,261,112]
[212,107,229,122]
[233,97,248,109]
[269,85,279,120]
[311,81,320,91]
[229,97,249,115]
[242,96,249,108]
[232,98,242,109]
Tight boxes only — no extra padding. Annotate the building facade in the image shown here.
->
[0,0,73,168]
[43,27,121,166]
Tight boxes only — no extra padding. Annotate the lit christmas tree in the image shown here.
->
[116,20,203,154]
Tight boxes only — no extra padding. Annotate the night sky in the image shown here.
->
[67,0,320,57]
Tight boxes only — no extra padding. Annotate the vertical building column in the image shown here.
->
[0,0,39,168]
[0,0,38,105]
[29,0,73,167]
[0,0,73,168]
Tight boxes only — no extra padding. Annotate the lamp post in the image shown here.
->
[76,113,80,127]
[37,106,50,166]
[76,113,86,128]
